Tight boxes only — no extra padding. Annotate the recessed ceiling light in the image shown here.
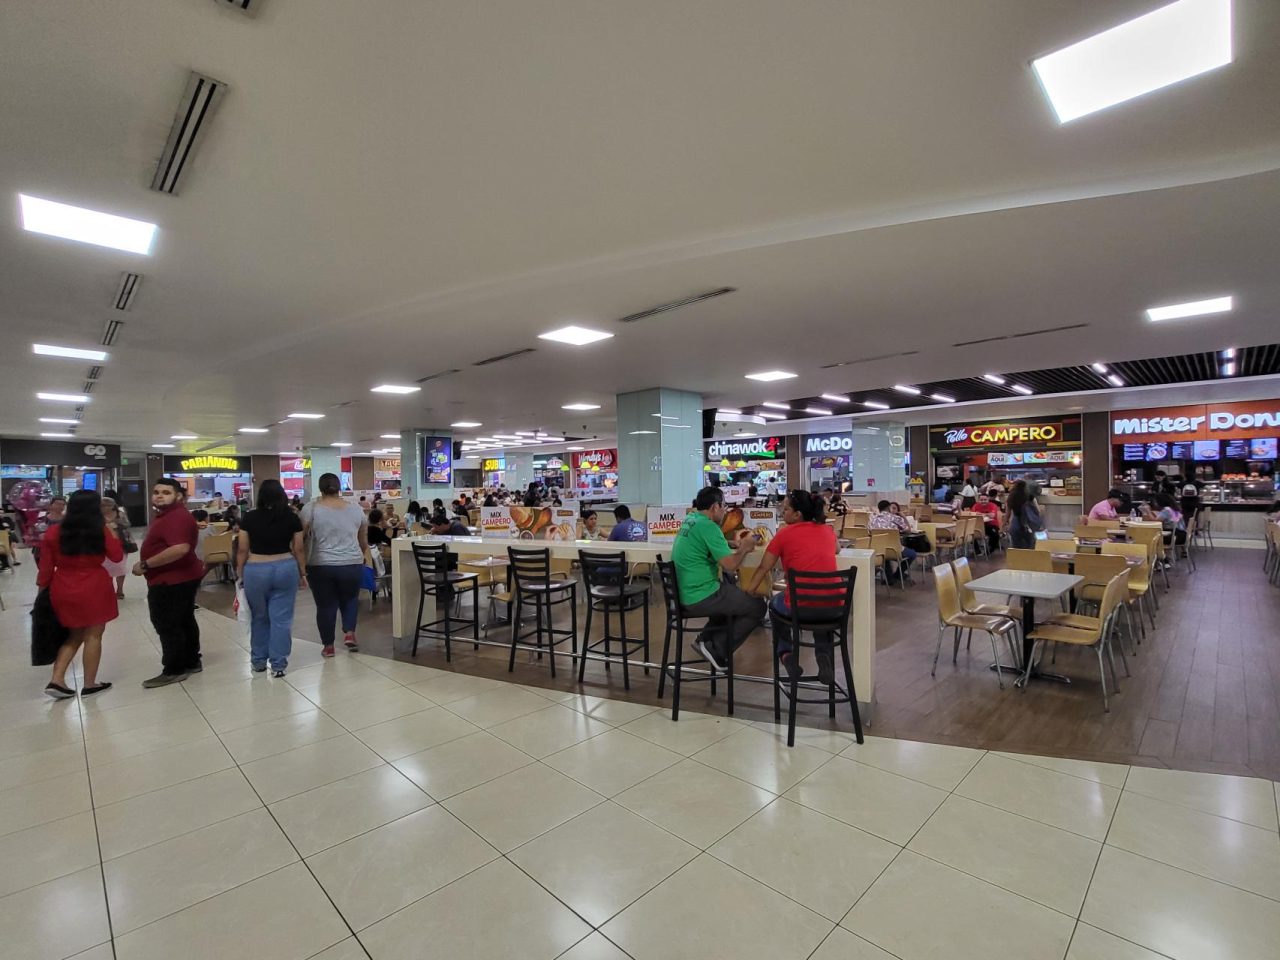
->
[758,412,786,420]
[762,402,791,410]
[370,384,420,394]
[982,374,1005,385]
[1107,374,1125,387]
[561,403,601,411]
[450,422,482,429]
[930,394,956,403]
[239,427,269,433]
[19,194,157,255]
[628,430,657,435]
[892,385,921,395]
[1091,362,1109,374]
[39,417,79,425]
[170,434,198,440]
[567,446,584,451]
[804,406,832,416]
[1145,295,1233,322]
[288,412,325,420]
[862,400,890,410]
[1220,347,1236,359]
[820,393,850,404]
[537,325,614,346]
[716,407,742,415]
[331,442,352,447]
[37,392,90,403]
[745,370,797,382]
[32,343,109,361]
[151,443,175,448]
[1032,0,1232,124]
[466,455,480,460]
[1011,384,1033,395]
[40,432,75,438]
[1221,361,1236,377]
[379,434,400,439]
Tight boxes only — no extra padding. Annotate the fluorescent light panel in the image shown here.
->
[288,413,324,419]
[1221,347,1236,359]
[1145,295,1233,322]
[1032,0,1233,124]
[930,394,956,403]
[379,434,400,439]
[717,407,742,415]
[151,443,174,448]
[331,442,352,447]
[33,343,108,361]
[1108,374,1125,387]
[170,434,197,440]
[39,417,79,424]
[451,422,482,428]
[863,400,890,410]
[892,385,921,395]
[982,374,1005,384]
[804,407,832,416]
[745,370,797,382]
[239,427,269,433]
[537,325,613,346]
[1091,363,1109,374]
[37,392,89,403]
[1222,361,1236,376]
[1011,384,1034,395]
[41,432,75,438]
[758,412,786,420]
[370,384,420,394]
[561,403,600,411]
[761,402,791,410]
[19,194,157,255]
[820,393,850,403]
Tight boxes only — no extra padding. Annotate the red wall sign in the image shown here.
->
[572,449,617,470]
[1110,400,1280,442]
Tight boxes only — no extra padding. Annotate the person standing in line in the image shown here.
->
[235,479,306,677]
[1004,479,1043,549]
[100,495,132,599]
[37,490,122,699]
[301,472,369,657]
[134,478,206,688]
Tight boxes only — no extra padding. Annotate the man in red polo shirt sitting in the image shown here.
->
[971,492,1003,554]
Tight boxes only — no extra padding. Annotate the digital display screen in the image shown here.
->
[1170,442,1195,460]
[1193,440,1220,461]
[422,436,452,485]
[1145,442,1169,462]
[1122,444,1146,462]
[1224,439,1250,459]
[1249,438,1277,459]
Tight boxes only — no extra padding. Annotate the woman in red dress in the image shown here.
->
[37,490,122,699]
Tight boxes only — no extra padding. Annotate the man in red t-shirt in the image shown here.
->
[971,492,1003,554]
[133,478,206,687]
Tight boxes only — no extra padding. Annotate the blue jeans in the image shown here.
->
[307,564,363,645]
[769,592,838,658]
[242,558,299,671]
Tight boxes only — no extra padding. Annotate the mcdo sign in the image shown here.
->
[1110,401,1280,442]
[802,433,853,456]
[704,436,785,461]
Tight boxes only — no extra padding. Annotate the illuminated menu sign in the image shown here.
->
[572,449,617,470]
[1110,400,1280,441]
[930,417,1079,450]
[802,433,853,456]
[163,455,249,474]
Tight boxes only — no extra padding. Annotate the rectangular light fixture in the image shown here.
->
[758,412,786,420]
[331,442,352,447]
[716,407,742,415]
[33,343,109,362]
[1091,362,1109,374]
[892,385,921,395]
[39,417,79,425]
[1145,295,1233,322]
[628,430,657,435]
[1011,384,1034,395]
[379,434,400,439]
[745,370,797,382]
[1107,374,1125,387]
[820,393,850,404]
[41,432,75,438]
[170,434,198,440]
[761,402,791,410]
[567,446,584,451]
[370,384,420,394]
[239,427,269,433]
[561,403,600,411]
[1221,347,1236,359]
[19,194,157,255]
[1032,0,1233,124]
[863,400,890,410]
[151,443,175,448]
[982,374,1005,385]
[451,422,482,429]
[930,394,956,403]
[37,392,90,403]
[288,412,325,419]
[537,325,614,346]
[1222,361,1236,376]
[804,406,832,416]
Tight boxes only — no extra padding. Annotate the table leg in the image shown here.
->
[1020,593,1070,685]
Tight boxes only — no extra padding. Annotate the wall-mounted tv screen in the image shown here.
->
[422,436,452,484]
[1122,444,1146,462]
[1192,440,1220,461]
[1144,442,1169,462]
[1224,439,1250,459]
[1170,442,1195,460]
[1249,438,1278,459]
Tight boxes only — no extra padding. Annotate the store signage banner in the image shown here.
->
[481,457,506,472]
[1110,400,1280,442]
[572,449,616,470]
[163,454,249,474]
[480,506,515,538]
[280,457,311,472]
[803,433,853,456]
[647,505,684,542]
[930,416,1079,450]
[681,504,778,547]
[704,436,785,461]
[2,438,121,468]
[374,457,400,479]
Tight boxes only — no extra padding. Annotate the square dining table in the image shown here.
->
[965,569,1083,683]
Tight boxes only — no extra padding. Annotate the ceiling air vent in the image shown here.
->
[617,287,736,324]
[86,366,103,381]
[416,369,460,383]
[101,318,124,346]
[150,71,228,195]
[82,381,95,394]
[473,349,535,367]
[214,0,263,14]
[114,272,141,311]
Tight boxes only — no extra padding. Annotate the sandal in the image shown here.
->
[44,682,76,700]
[81,682,113,697]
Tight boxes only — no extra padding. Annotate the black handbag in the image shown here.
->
[30,588,69,666]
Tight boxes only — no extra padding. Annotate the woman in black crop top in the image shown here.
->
[234,479,306,677]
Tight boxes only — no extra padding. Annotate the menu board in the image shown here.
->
[1249,438,1278,459]
[646,505,685,543]
[1170,442,1195,460]
[1121,444,1146,462]
[1192,440,1220,461]
[1145,442,1169,462]
[1224,438,1250,459]
[423,437,452,484]
[722,484,750,504]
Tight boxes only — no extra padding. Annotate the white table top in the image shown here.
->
[966,569,1083,599]
[392,534,873,564]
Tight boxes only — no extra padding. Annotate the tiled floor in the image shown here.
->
[2,565,1280,959]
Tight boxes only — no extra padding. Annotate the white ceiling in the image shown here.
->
[2,0,1279,457]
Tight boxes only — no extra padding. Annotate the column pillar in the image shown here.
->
[399,429,454,502]
[851,422,907,494]
[617,388,702,506]
[305,447,342,499]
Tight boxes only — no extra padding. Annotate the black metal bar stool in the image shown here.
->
[771,567,864,747]
[578,550,650,689]
[507,546,578,677]
[410,542,480,661]
[655,558,736,719]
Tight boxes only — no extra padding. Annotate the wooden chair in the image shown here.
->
[1073,523,1110,541]
[931,564,1019,687]
[871,529,908,590]
[952,556,1021,625]
[200,532,235,583]
[1196,506,1214,549]
[1128,525,1169,592]
[1006,547,1054,573]
[1102,541,1155,633]
[1025,571,1130,711]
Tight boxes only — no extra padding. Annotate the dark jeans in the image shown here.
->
[308,564,363,645]
[769,593,840,658]
[683,582,766,660]
[147,579,202,676]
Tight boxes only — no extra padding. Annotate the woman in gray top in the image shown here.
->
[300,473,369,657]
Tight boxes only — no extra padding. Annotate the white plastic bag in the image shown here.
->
[234,582,251,623]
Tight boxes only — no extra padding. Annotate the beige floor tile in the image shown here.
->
[994,751,1129,788]
[270,764,432,857]
[559,692,659,726]
[907,794,1101,915]
[352,654,451,685]
[809,927,900,960]
[555,932,633,960]
[0,741,87,791]
[240,733,384,803]
[750,720,860,754]
[1106,791,1280,901]
[358,857,590,960]
[444,686,557,728]
[0,769,92,838]
[95,767,263,860]
[88,736,235,806]
[784,757,947,845]
[487,703,612,759]
[602,854,833,960]
[0,865,111,960]
[614,758,774,848]
[320,685,435,731]
[354,706,479,760]
[543,727,683,797]
[67,943,116,960]
[183,673,301,711]
[216,708,349,764]
[692,727,833,793]
[83,713,215,767]
[508,801,698,926]
[1066,923,1171,959]
[844,851,1075,960]
[0,713,85,762]
[517,683,584,704]
[1124,765,1278,830]
[104,807,298,933]
[0,811,99,899]
[112,862,349,960]
[442,762,604,852]
[391,731,535,799]
[1082,846,1280,960]
[202,686,318,733]
[296,675,409,710]
[710,797,898,921]
[955,753,1119,841]
[78,696,203,739]
[844,735,984,790]
[618,709,747,756]
[307,805,497,931]
[404,670,504,704]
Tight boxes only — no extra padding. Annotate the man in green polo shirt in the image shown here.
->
[671,486,765,670]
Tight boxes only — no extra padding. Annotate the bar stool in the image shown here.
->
[770,568,864,747]
[507,546,578,677]
[578,550,651,689]
[655,558,736,720]
[410,542,480,661]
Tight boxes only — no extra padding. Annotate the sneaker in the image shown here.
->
[815,647,835,686]
[343,632,358,651]
[251,662,267,673]
[322,645,335,658]
[80,682,113,697]
[272,669,286,679]
[779,652,803,681]
[44,682,75,700]
[696,638,725,672]
[141,672,188,688]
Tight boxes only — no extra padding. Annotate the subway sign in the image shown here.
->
[930,417,1079,450]
[1110,400,1280,442]
[704,436,786,461]
[802,433,853,456]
